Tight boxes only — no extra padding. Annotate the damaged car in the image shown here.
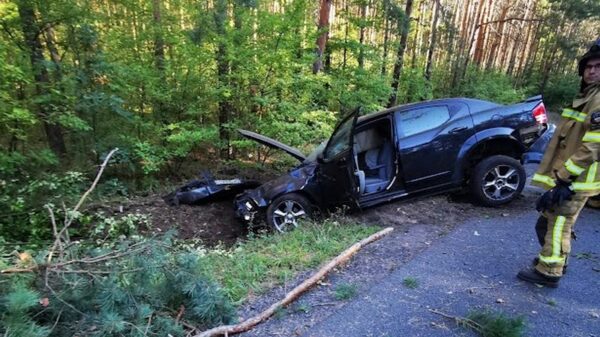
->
[235,96,552,232]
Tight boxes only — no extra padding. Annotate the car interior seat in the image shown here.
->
[363,140,393,194]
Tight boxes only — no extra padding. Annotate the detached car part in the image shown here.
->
[164,171,260,206]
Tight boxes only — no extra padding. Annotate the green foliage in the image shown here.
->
[539,73,580,112]
[333,283,358,300]
[0,169,87,244]
[464,310,526,337]
[88,212,150,242]
[402,277,419,289]
[0,236,235,337]
[457,68,527,104]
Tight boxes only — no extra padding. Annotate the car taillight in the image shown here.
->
[532,102,547,125]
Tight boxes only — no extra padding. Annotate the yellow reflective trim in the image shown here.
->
[587,162,598,182]
[532,174,556,188]
[552,216,565,258]
[561,108,576,117]
[539,255,565,264]
[582,132,600,143]
[565,159,585,176]
[573,182,600,191]
[561,108,586,122]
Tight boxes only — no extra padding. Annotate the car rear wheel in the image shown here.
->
[471,155,525,206]
[266,193,313,233]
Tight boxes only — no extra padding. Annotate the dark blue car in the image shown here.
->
[235,96,552,232]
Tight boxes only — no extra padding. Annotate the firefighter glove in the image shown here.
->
[536,179,575,212]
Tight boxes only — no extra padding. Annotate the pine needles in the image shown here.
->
[0,235,236,337]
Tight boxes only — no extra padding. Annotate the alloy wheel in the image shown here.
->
[271,200,307,232]
[481,164,520,201]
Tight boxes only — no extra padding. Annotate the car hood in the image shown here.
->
[238,129,307,162]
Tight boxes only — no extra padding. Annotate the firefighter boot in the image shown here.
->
[517,268,560,288]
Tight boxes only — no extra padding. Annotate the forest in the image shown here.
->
[0,0,599,336]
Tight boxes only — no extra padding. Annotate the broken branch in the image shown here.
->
[48,148,118,263]
[193,227,394,337]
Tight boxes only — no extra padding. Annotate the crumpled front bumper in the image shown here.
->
[234,196,260,223]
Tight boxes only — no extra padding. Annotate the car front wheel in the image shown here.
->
[266,193,313,233]
[471,155,525,206]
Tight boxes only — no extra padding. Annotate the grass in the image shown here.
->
[402,276,419,289]
[464,310,526,337]
[334,283,358,300]
[199,220,379,304]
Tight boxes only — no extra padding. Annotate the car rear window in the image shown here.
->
[395,105,450,137]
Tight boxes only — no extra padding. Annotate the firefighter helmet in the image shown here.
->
[578,38,600,76]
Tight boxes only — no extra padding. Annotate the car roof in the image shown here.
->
[356,97,498,123]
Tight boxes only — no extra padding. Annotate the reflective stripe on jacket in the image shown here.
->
[531,83,600,196]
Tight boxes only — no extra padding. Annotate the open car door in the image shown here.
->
[316,108,361,210]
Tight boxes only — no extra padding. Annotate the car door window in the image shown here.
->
[324,116,354,160]
[396,106,450,137]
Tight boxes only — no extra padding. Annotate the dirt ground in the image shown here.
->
[101,181,534,247]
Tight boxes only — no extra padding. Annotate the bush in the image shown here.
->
[539,73,580,112]
[0,169,88,245]
[458,68,526,104]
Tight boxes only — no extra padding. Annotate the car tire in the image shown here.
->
[266,193,313,233]
[470,155,525,207]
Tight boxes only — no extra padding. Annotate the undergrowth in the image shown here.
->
[1,218,379,336]
[196,220,379,303]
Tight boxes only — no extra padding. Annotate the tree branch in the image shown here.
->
[193,227,394,337]
[48,148,119,263]
[477,17,543,28]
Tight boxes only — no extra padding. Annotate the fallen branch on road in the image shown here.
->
[193,226,394,337]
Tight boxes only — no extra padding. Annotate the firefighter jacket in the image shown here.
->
[532,83,600,196]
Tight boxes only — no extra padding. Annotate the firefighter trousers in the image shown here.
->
[535,195,588,277]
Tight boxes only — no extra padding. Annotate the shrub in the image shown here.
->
[0,235,236,337]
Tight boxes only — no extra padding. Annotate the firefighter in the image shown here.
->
[517,39,600,288]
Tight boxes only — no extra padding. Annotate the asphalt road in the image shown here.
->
[300,206,600,337]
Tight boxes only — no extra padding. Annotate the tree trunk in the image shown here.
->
[214,0,231,159]
[18,0,67,157]
[358,1,367,69]
[381,0,390,76]
[343,0,349,69]
[453,0,483,89]
[152,0,165,72]
[473,0,491,67]
[424,0,440,83]
[151,0,166,123]
[313,0,332,74]
[387,0,414,108]
[485,4,509,70]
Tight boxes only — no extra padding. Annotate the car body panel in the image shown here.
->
[237,129,306,162]
[395,101,475,190]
